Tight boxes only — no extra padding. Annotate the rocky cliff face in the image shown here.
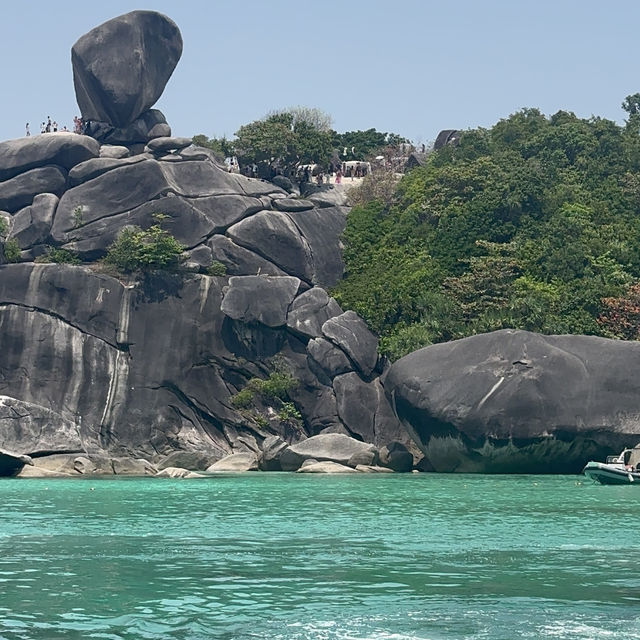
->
[0,11,415,472]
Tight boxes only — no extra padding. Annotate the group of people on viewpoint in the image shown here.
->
[25,116,84,137]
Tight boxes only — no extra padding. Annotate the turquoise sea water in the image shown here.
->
[0,474,638,640]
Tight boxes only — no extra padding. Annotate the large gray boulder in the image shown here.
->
[279,433,377,470]
[8,194,58,249]
[207,236,288,277]
[226,206,347,288]
[384,329,640,473]
[86,109,171,145]
[68,154,149,187]
[206,453,259,472]
[0,396,83,455]
[0,134,99,182]
[259,435,289,471]
[0,448,33,476]
[286,287,342,339]
[297,460,357,473]
[322,311,379,378]
[52,159,268,255]
[72,11,183,127]
[307,338,352,380]
[221,275,301,327]
[0,167,67,213]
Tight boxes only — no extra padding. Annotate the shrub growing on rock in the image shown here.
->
[35,247,80,265]
[105,221,184,273]
[3,239,20,263]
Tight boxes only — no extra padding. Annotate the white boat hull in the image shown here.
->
[582,461,640,485]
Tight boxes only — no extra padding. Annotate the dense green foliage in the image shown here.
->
[333,106,640,359]
[195,107,406,175]
[3,239,20,263]
[35,247,80,265]
[332,128,408,161]
[105,218,184,273]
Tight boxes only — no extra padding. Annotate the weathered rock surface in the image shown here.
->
[0,11,415,473]
[112,458,157,475]
[156,466,192,478]
[355,464,394,473]
[72,11,183,127]
[0,166,67,213]
[308,338,352,380]
[68,155,149,187]
[0,448,32,476]
[0,395,83,455]
[287,288,342,339]
[156,451,216,471]
[322,311,379,378]
[17,465,71,478]
[146,137,192,153]
[378,441,414,472]
[0,135,99,183]
[272,198,314,212]
[206,236,288,277]
[306,185,351,208]
[297,460,357,473]
[384,329,640,472]
[8,194,58,249]
[206,453,259,472]
[259,435,289,471]
[227,206,347,287]
[100,145,130,159]
[280,433,377,470]
[221,275,301,327]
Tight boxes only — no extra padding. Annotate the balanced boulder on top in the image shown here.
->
[72,10,183,128]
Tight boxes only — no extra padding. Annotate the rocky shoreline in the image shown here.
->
[2,433,416,478]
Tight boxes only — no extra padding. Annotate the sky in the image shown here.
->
[2,0,640,144]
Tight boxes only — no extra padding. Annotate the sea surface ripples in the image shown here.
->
[0,474,638,639]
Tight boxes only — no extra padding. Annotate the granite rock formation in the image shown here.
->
[0,10,422,476]
[72,11,182,129]
[384,329,640,473]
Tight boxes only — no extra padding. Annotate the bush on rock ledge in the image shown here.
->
[105,217,184,273]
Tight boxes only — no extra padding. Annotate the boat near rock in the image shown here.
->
[582,446,640,485]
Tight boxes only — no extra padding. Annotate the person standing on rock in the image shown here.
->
[40,122,46,134]
[52,121,58,133]
[25,123,30,137]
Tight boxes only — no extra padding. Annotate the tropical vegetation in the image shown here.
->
[333,98,640,359]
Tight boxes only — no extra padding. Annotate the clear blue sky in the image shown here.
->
[2,0,639,144]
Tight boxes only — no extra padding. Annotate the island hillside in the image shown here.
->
[1,10,639,476]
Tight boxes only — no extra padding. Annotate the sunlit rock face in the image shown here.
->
[384,329,640,473]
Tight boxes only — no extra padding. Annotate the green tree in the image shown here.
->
[192,134,234,159]
[234,110,333,176]
[622,93,640,117]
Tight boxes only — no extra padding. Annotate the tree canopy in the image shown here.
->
[194,108,408,176]
[332,103,640,359]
